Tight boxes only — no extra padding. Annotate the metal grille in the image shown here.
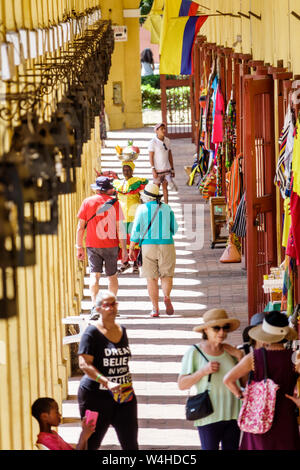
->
[160,74,192,139]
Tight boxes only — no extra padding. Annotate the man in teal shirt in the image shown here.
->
[129,183,178,317]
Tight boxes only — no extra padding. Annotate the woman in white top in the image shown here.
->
[141,48,154,76]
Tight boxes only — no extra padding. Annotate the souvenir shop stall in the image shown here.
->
[188,38,244,264]
[188,36,300,329]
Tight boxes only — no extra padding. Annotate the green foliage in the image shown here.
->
[141,82,190,111]
[139,0,154,25]
[141,84,161,110]
[141,74,160,89]
[166,86,190,111]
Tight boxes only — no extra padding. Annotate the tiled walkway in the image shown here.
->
[58,128,248,450]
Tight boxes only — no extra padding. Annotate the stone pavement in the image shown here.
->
[58,128,248,450]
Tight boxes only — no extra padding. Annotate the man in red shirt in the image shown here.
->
[76,176,127,319]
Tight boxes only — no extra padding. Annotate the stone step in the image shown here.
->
[67,377,189,398]
[80,299,206,314]
[58,424,200,449]
[82,287,202,299]
[62,400,187,421]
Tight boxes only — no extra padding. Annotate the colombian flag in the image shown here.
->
[178,1,200,16]
[160,15,208,75]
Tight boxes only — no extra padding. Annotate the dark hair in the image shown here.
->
[31,397,56,421]
[141,48,154,64]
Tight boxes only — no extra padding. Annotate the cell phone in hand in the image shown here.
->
[85,409,99,426]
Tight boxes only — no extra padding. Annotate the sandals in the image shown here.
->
[164,296,174,315]
[132,264,139,274]
[118,262,130,273]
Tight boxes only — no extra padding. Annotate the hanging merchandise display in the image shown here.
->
[224,93,237,170]
[265,107,300,316]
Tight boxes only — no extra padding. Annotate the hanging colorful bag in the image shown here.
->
[202,170,217,200]
[238,348,279,434]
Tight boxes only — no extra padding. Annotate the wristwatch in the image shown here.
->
[151,166,155,170]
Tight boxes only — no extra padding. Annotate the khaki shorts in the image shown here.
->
[141,244,176,279]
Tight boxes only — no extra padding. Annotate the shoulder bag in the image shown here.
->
[237,348,279,434]
[136,202,161,267]
[185,345,214,421]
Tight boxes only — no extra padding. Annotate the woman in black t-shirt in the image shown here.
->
[77,291,138,450]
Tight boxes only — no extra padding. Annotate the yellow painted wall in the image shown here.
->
[0,0,103,450]
[198,0,300,73]
[102,0,143,130]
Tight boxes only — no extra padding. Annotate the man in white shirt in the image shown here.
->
[148,123,175,204]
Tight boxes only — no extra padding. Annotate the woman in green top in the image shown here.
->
[178,308,244,450]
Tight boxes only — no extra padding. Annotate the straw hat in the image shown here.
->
[242,312,265,343]
[142,183,162,200]
[193,308,240,333]
[249,311,297,343]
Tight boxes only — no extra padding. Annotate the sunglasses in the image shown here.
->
[163,143,168,151]
[101,301,118,308]
[211,324,231,332]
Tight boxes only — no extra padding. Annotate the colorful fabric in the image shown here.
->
[275,105,294,198]
[227,154,243,222]
[224,98,237,169]
[77,195,123,248]
[240,348,300,450]
[288,187,300,265]
[160,15,208,75]
[292,119,300,197]
[238,374,279,434]
[282,197,291,248]
[113,177,148,223]
[212,83,225,144]
[37,431,73,450]
[231,193,246,238]
[216,144,223,196]
[281,255,295,315]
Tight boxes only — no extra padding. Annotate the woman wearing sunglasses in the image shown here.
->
[77,291,138,450]
[178,308,243,450]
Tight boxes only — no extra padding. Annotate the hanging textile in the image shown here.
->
[282,197,291,248]
[281,256,296,316]
[275,104,295,198]
[226,153,243,224]
[224,94,237,170]
[291,116,300,197]
[212,82,225,145]
[216,143,223,196]
[231,193,246,238]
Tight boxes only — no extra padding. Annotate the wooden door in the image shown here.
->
[243,75,277,317]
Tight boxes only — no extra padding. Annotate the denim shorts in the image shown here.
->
[86,246,119,276]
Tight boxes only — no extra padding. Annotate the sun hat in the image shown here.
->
[154,122,166,132]
[142,183,162,200]
[91,176,114,191]
[249,311,297,343]
[193,308,240,333]
[242,312,266,343]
